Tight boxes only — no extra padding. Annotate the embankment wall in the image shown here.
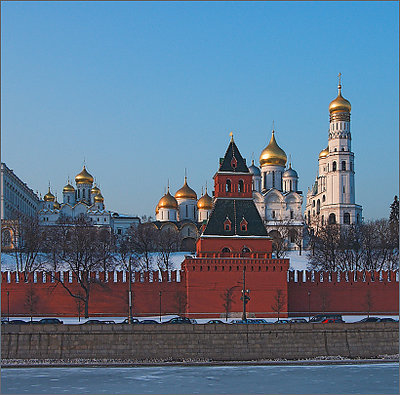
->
[1,323,398,361]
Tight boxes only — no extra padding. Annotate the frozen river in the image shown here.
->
[1,363,398,394]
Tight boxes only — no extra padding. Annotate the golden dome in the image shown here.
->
[63,183,75,193]
[155,204,159,214]
[54,201,60,209]
[329,84,351,113]
[158,191,178,210]
[259,130,287,167]
[91,185,100,195]
[175,177,197,200]
[319,146,329,159]
[94,193,104,203]
[197,190,213,210]
[44,188,55,202]
[75,166,94,185]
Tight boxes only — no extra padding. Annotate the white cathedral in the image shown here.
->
[39,166,139,234]
[305,76,363,227]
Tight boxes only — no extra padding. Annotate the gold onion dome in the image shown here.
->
[44,188,55,202]
[329,84,351,113]
[259,130,287,167]
[319,146,329,159]
[91,185,100,195]
[175,177,197,200]
[94,193,104,203]
[63,183,75,193]
[197,189,213,210]
[75,166,94,185]
[158,190,178,209]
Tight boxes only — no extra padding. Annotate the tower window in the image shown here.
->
[344,213,350,224]
[272,210,275,219]
[226,179,231,193]
[67,196,70,203]
[238,180,244,193]
[333,161,337,171]
[328,213,336,224]
[342,161,346,171]
[272,171,275,188]
[290,210,294,219]
[83,189,85,198]
[343,186,345,193]
[78,190,80,199]
[322,195,326,202]
[185,205,188,217]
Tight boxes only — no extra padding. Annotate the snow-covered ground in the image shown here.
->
[0,251,309,272]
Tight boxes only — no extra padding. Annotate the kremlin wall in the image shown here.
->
[1,134,398,319]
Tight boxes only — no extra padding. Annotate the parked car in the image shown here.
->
[274,319,290,324]
[139,320,159,324]
[309,314,343,323]
[379,318,398,323]
[231,319,250,324]
[322,318,344,323]
[206,320,227,324]
[8,319,28,325]
[121,318,140,324]
[38,318,63,324]
[289,318,308,323]
[164,317,192,324]
[357,317,381,323]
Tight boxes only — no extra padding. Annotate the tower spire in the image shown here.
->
[338,72,342,95]
[229,131,234,142]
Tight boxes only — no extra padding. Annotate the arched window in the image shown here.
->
[322,195,326,202]
[328,213,336,224]
[238,180,244,193]
[2,229,11,247]
[225,179,231,193]
[344,212,350,224]
[321,215,324,225]
[240,218,248,232]
[342,161,346,171]
[242,247,250,253]
[317,199,321,215]
[357,213,360,224]
[333,161,337,171]
[222,247,231,253]
[224,217,231,231]
[83,189,86,198]
[307,211,311,224]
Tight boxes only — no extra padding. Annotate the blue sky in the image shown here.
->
[1,1,398,219]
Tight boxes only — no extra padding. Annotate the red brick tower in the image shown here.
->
[183,135,289,319]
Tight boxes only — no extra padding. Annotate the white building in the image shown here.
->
[249,131,304,249]
[39,166,139,234]
[305,77,363,227]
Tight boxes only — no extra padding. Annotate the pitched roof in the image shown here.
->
[202,198,268,236]
[218,139,249,173]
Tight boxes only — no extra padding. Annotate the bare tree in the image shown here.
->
[11,214,45,277]
[365,290,373,318]
[271,289,286,320]
[50,217,111,318]
[156,228,181,271]
[131,223,158,270]
[221,287,235,322]
[175,290,187,317]
[24,283,38,322]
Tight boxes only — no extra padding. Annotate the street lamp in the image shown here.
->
[159,291,162,323]
[307,291,311,321]
[240,265,250,321]
[7,291,10,322]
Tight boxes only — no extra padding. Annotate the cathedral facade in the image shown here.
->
[38,166,139,234]
[305,78,363,227]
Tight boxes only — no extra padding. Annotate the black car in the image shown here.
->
[82,319,115,324]
[379,318,397,323]
[121,318,140,324]
[164,317,192,324]
[357,317,381,323]
[38,318,63,324]
[8,319,28,325]
[139,320,159,324]
[289,318,308,323]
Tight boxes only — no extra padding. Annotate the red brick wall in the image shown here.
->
[288,270,399,316]
[1,271,185,318]
[183,257,290,318]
